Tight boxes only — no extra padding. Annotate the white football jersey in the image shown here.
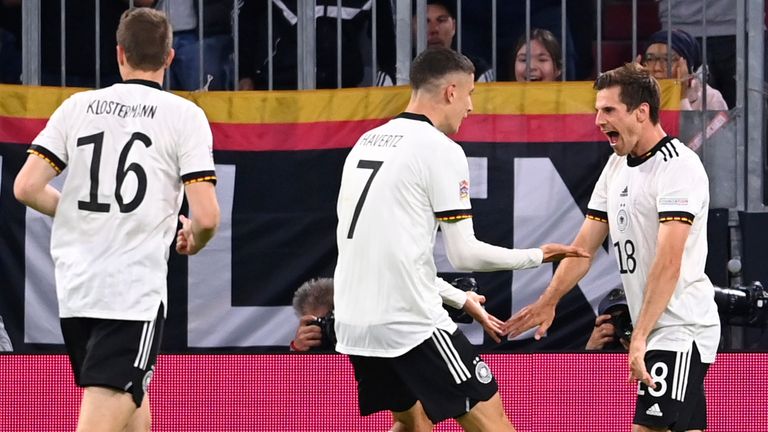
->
[587,136,720,362]
[30,80,216,321]
[334,113,471,357]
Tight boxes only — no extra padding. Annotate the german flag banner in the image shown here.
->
[0,81,681,353]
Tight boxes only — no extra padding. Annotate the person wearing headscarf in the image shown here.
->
[639,29,728,111]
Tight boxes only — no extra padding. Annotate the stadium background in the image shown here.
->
[1,80,766,430]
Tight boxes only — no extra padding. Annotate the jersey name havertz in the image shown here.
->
[356,133,403,148]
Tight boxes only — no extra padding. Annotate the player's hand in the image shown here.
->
[503,298,556,340]
[175,215,199,255]
[462,291,504,343]
[291,315,323,351]
[585,315,617,350]
[628,338,655,389]
[539,243,590,262]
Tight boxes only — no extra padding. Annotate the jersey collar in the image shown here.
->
[122,79,163,91]
[395,112,433,126]
[626,135,675,167]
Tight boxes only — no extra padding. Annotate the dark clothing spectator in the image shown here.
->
[238,0,395,90]
[0,0,21,84]
[157,0,234,91]
[40,2,127,87]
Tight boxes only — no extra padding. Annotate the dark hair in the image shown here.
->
[514,28,563,72]
[409,47,474,90]
[646,29,700,74]
[594,63,661,124]
[292,278,334,316]
[413,0,456,18]
[116,8,172,71]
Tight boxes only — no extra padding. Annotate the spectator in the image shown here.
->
[0,315,12,351]
[156,0,234,91]
[461,0,592,81]
[377,0,493,86]
[238,0,395,90]
[0,0,21,84]
[511,28,562,82]
[39,2,130,87]
[639,29,728,111]
[290,277,335,352]
[657,0,738,109]
[585,287,631,351]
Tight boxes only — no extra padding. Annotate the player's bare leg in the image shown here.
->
[391,401,434,432]
[76,386,137,432]
[124,396,152,432]
[454,392,515,432]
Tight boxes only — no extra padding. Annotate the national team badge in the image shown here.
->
[475,361,493,384]
[617,208,629,232]
[459,180,470,199]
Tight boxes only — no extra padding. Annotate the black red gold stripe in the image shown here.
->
[659,211,694,225]
[586,209,608,223]
[435,209,473,222]
[182,170,217,185]
[27,144,65,173]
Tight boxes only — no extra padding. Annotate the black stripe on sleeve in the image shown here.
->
[27,145,66,173]
[435,209,473,223]
[659,211,695,225]
[182,170,217,186]
[586,209,608,223]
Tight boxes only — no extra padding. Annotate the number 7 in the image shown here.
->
[347,160,383,239]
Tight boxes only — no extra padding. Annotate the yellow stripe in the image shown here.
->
[0,81,681,123]
[28,149,62,173]
[659,216,693,224]
[184,175,217,185]
[436,215,473,221]
[587,214,608,223]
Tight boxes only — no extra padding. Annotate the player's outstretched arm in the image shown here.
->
[540,243,592,262]
[504,218,608,340]
[176,181,220,255]
[440,219,588,272]
[14,155,60,217]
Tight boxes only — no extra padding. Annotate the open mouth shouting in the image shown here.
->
[604,130,620,147]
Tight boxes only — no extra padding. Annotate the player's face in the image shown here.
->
[445,72,474,135]
[514,39,561,82]
[595,86,642,157]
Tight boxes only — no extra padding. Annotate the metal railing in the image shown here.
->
[16,0,765,214]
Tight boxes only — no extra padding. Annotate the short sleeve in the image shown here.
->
[178,105,217,185]
[586,159,610,223]
[656,158,707,225]
[29,96,75,173]
[427,141,472,223]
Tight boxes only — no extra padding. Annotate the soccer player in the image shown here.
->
[13,8,219,432]
[334,47,588,432]
[505,63,720,432]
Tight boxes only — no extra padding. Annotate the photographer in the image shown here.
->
[290,277,335,352]
[585,287,632,351]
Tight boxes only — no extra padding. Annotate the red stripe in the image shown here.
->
[1,112,680,151]
[0,117,47,144]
